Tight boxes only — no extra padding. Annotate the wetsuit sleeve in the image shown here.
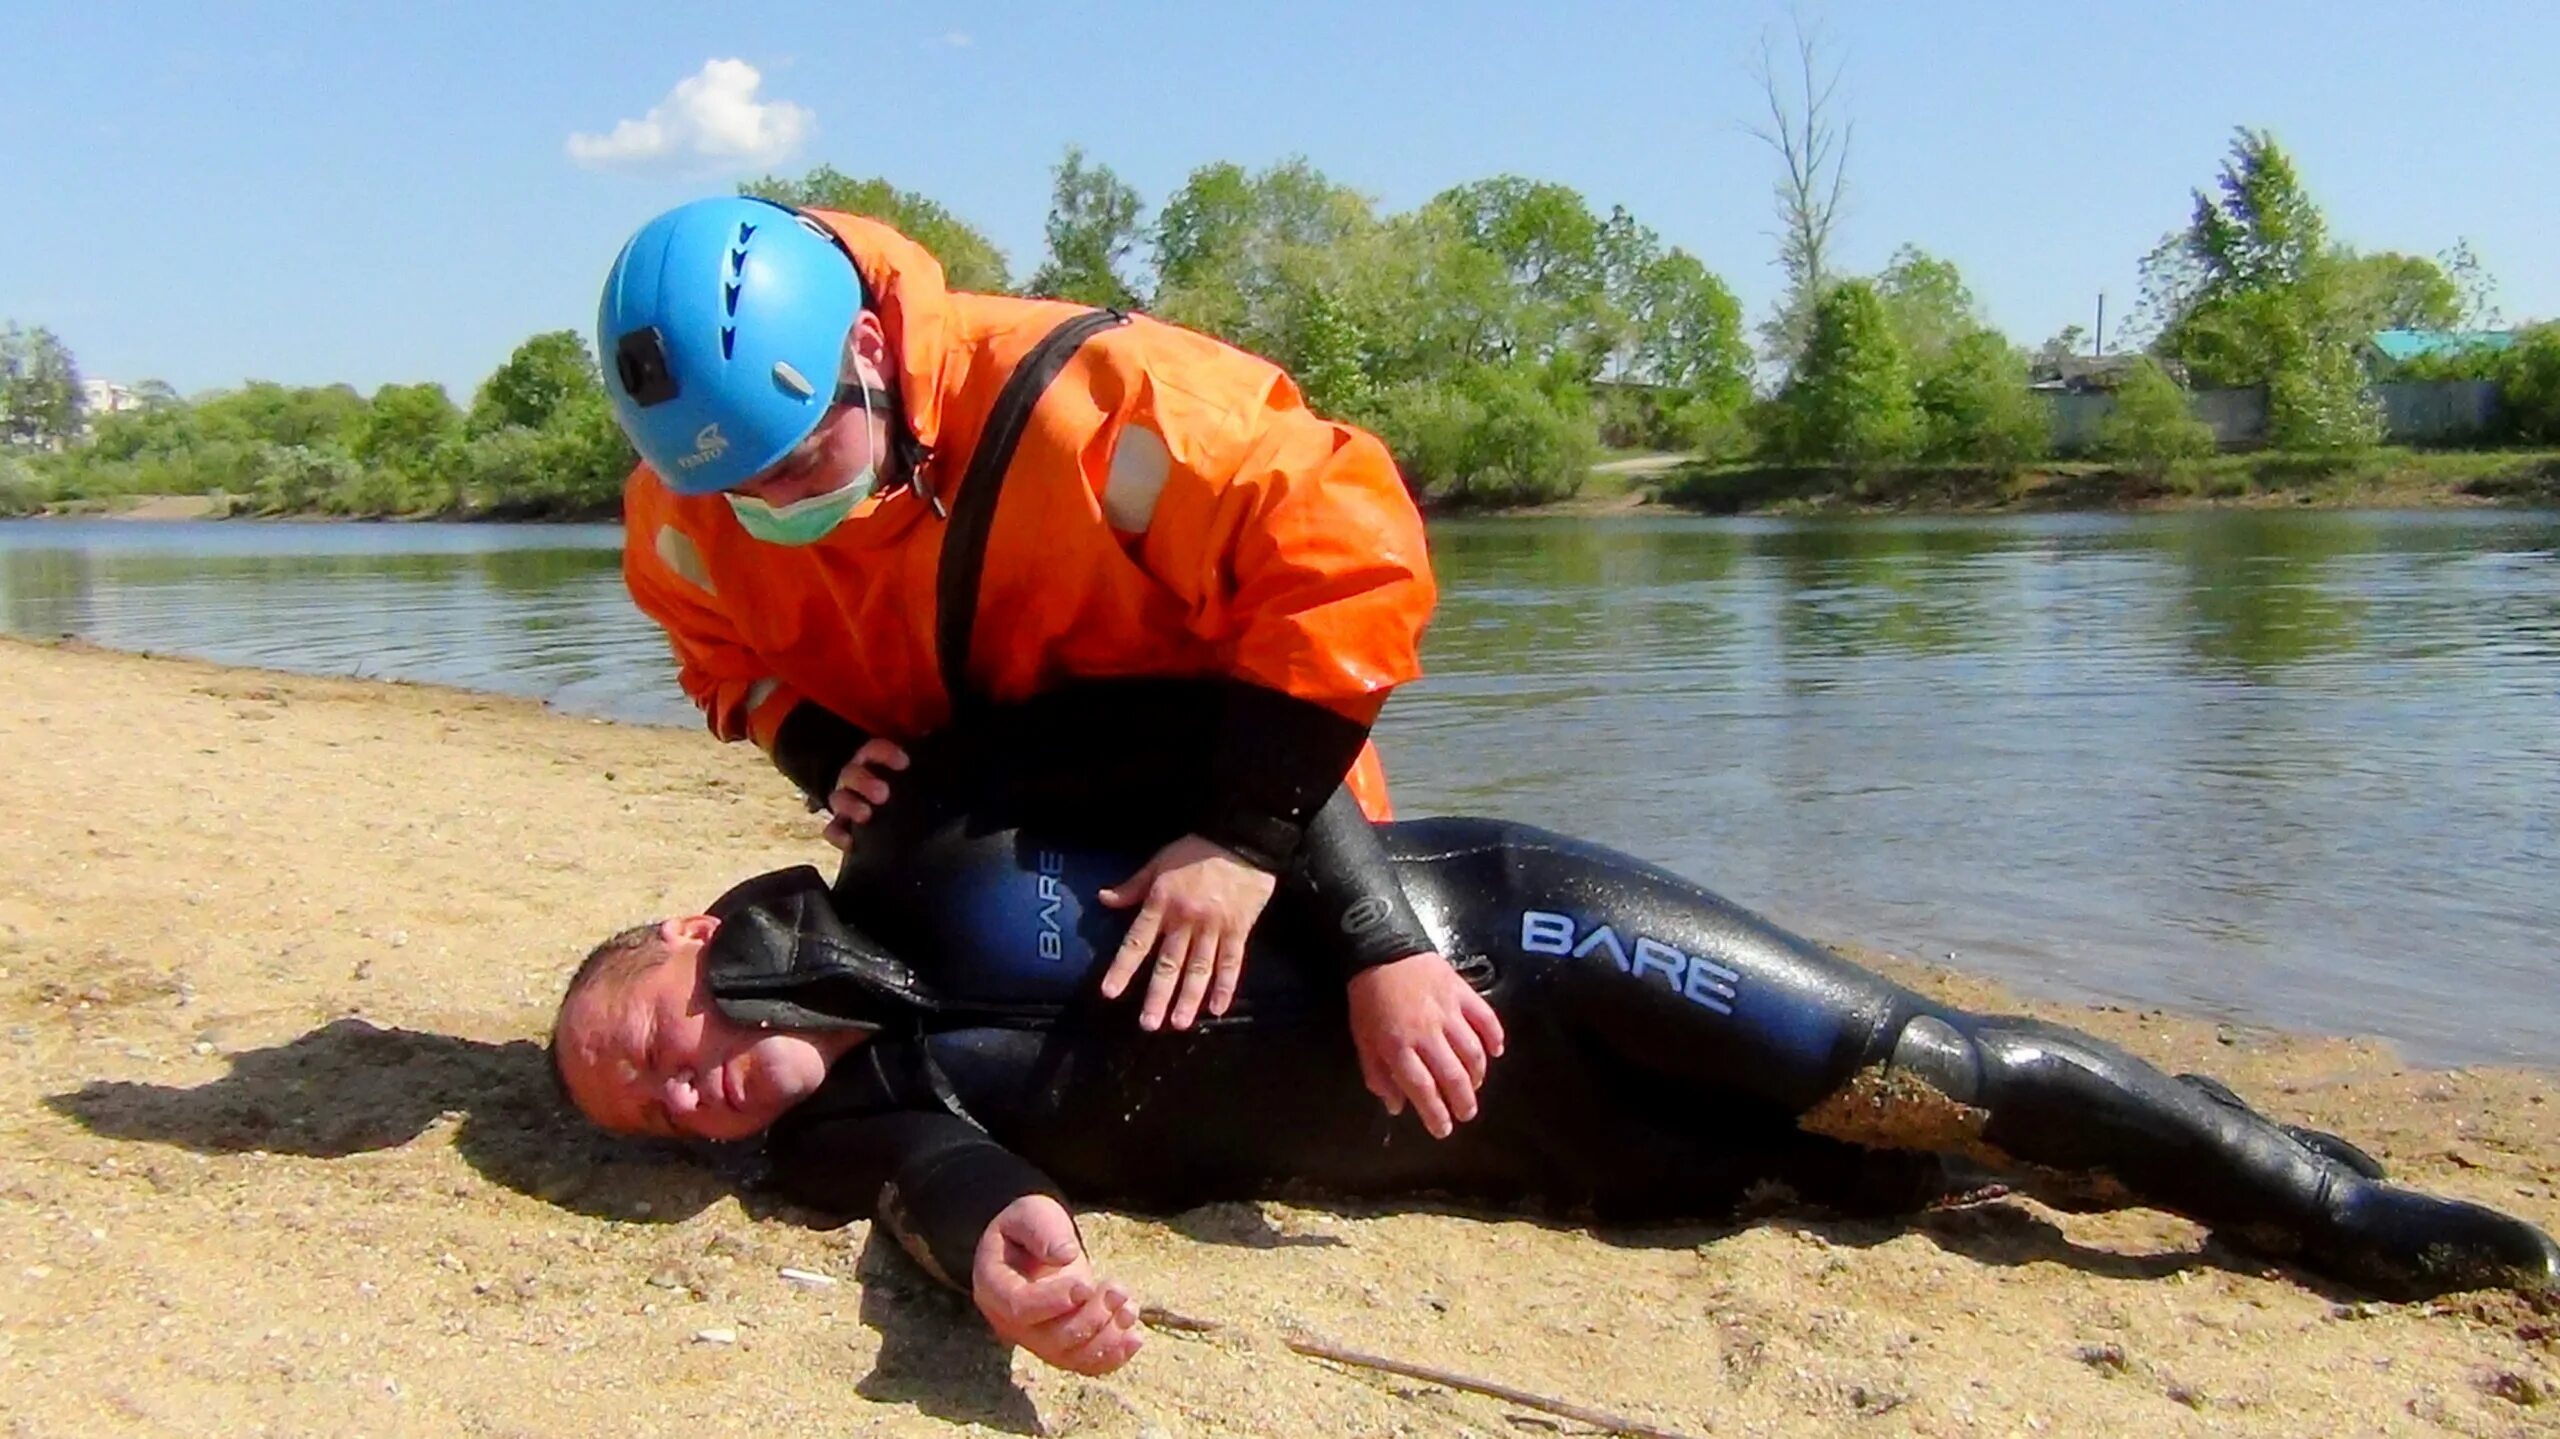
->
[621,472,830,769]
[767,1108,1069,1294]
[1290,785,1436,976]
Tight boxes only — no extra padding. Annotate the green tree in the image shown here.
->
[1915,330,2047,467]
[1603,215,1750,397]
[1146,157,1384,376]
[1428,176,1613,378]
[192,382,367,449]
[2096,358,2215,478]
[1874,247,1981,370]
[353,382,464,506]
[742,165,1011,293]
[1,324,85,448]
[2147,129,2376,450]
[357,382,460,467]
[2333,250,2461,333]
[1150,161,1256,303]
[1025,146,1143,308]
[1768,280,1920,466]
[2438,239,2502,328]
[469,331,600,435]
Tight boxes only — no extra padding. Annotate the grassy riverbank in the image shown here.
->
[16,446,2557,525]
[1646,447,2560,517]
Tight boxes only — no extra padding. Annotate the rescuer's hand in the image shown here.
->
[1097,833,1278,1030]
[820,737,910,852]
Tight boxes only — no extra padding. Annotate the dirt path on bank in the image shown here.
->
[1,637,2553,1437]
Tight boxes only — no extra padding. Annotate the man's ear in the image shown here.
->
[663,914,718,946]
[851,310,892,379]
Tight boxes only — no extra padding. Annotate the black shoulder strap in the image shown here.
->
[935,307,1130,717]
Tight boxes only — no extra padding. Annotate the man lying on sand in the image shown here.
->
[549,691,2560,1377]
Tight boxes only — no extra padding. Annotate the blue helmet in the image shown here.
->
[596,196,867,495]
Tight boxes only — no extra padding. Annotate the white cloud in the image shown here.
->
[568,59,814,174]
[939,32,974,48]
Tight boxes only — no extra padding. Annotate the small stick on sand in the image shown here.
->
[1142,1307,1706,1439]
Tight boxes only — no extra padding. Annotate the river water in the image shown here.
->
[4,510,2553,1066]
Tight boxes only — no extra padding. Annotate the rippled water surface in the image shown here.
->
[5,511,2554,1065]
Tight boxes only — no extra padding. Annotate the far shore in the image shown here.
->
[16,447,2559,527]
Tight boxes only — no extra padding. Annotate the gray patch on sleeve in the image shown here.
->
[655,523,716,595]
[1101,424,1172,533]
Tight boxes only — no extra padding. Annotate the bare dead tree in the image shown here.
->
[1747,13,1853,369]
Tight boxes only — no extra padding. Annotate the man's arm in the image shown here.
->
[623,474,874,805]
[1292,788,1508,1138]
[1075,329,1434,1024]
[766,1089,1142,1372]
[767,1104,1062,1293]
[1093,323,1435,870]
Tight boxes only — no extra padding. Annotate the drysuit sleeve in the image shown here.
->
[1289,785,1436,976]
[766,1106,1069,1295]
[1103,328,1434,867]
[622,472,865,798]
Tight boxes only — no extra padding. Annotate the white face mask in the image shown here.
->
[723,367,879,546]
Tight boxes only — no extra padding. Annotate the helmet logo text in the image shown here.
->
[677,423,730,470]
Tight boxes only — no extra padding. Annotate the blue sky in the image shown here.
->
[8,1,2552,399]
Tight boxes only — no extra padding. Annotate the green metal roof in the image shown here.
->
[2367,329,2516,362]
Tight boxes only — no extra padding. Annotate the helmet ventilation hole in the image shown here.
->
[720,326,737,360]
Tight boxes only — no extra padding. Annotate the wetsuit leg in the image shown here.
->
[1867,1013,2560,1293]
[1397,819,2560,1296]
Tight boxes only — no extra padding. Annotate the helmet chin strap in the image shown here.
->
[840,378,896,418]
[836,361,942,516]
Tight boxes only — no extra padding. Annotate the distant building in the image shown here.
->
[79,378,141,431]
[2359,329,2514,376]
[2027,353,2174,394]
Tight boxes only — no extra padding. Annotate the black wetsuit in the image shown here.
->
[700,799,2560,1302]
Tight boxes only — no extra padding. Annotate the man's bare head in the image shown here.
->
[550,915,864,1142]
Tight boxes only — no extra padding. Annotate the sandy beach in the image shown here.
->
[1,634,2554,1438]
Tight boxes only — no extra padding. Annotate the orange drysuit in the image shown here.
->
[622,209,1434,866]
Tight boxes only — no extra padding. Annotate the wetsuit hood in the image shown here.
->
[701,865,927,1033]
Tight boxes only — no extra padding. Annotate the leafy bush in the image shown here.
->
[246,444,363,514]
[2266,339,2381,451]
[1916,330,2050,468]
[1364,364,1598,507]
[0,452,47,514]
[2096,359,2216,476]
[2498,324,2560,444]
[1594,384,1748,457]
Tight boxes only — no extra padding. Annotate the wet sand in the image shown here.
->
[2,636,2553,1437]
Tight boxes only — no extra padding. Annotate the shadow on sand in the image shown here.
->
[45,1014,2344,1431]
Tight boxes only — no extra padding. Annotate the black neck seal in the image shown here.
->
[701,865,925,1033]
